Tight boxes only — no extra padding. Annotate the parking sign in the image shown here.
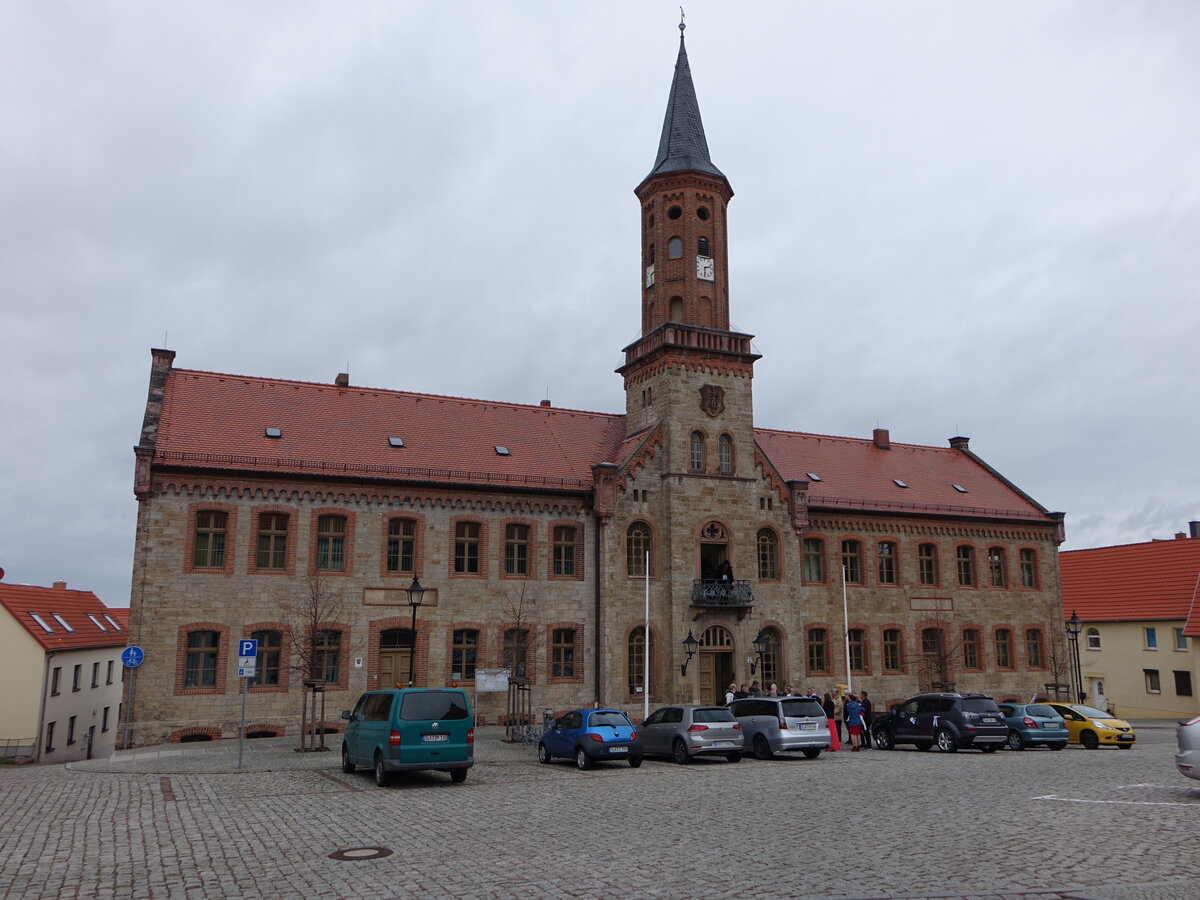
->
[239,639,258,657]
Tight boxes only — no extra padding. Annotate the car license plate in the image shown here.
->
[1117,734,1134,741]
[422,734,449,743]
[712,740,733,747]
[981,717,997,724]
[608,745,628,754]
[798,722,817,731]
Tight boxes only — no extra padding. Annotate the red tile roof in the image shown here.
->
[1060,537,1200,634]
[150,367,1056,525]
[0,583,129,651]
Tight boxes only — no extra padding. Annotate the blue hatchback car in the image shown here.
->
[997,702,1069,751]
[538,708,643,770]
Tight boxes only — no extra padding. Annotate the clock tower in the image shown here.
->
[620,29,760,439]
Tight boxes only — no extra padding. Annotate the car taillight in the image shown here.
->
[628,731,637,741]
[467,728,475,745]
[588,733,604,742]
[778,718,788,731]
[1022,717,1037,728]
[687,724,709,732]
[389,731,401,746]
[732,723,741,731]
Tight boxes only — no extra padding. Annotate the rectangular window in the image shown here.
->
[102,707,110,732]
[1175,670,1194,697]
[806,628,828,673]
[193,510,228,568]
[452,629,478,680]
[313,630,341,684]
[504,524,530,576]
[51,666,61,695]
[45,721,55,753]
[803,538,824,583]
[256,513,289,570]
[504,628,529,678]
[184,631,220,687]
[67,716,77,745]
[72,664,82,692]
[962,629,980,669]
[918,543,938,586]
[877,542,896,585]
[718,435,733,475]
[882,629,902,671]
[106,660,114,685]
[455,522,481,574]
[386,517,416,574]
[1026,629,1044,668]
[956,546,975,586]
[552,525,576,576]
[1175,628,1188,651]
[841,540,862,584]
[315,515,346,572]
[91,662,100,688]
[1144,627,1158,649]
[757,529,779,580]
[994,629,1012,669]
[249,629,282,687]
[1144,668,1161,693]
[987,547,1006,587]
[1018,548,1037,588]
[552,628,576,678]
[848,628,866,673]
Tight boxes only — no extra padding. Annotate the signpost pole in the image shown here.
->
[235,639,258,770]
[238,675,247,769]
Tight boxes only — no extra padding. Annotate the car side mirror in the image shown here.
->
[341,710,352,720]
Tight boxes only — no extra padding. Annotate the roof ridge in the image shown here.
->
[753,426,953,452]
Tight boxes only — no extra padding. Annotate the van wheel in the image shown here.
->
[450,768,467,783]
[935,729,959,753]
[537,742,552,764]
[802,748,822,760]
[373,752,390,787]
[341,745,355,773]
[753,734,773,760]
[1080,731,1099,750]
[672,740,691,765]
[575,747,592,770]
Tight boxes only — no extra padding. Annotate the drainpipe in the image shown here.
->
[35,650,55,763]
[593,517,603,708]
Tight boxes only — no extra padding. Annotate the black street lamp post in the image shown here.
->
[1065,610,1084,704]
[680,630,699,677]
[750,630,768,677]
[406,576,426,688]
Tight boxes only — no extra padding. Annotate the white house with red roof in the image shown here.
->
[0,581,128,762]
[1060,525,1200,719]
[125,32,1067,746]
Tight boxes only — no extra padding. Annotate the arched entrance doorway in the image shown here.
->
[698,624,735,705]
[379,628,414,689]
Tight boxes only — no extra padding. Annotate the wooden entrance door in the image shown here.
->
[379,651,411,688]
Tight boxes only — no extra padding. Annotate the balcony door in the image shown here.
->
[698,520,729,581]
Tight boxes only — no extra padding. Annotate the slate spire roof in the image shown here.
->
[643,34,728,186]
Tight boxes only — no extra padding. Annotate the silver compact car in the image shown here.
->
[639,705,743,763]
[728,696,830,759]
[1176,714,1200,781]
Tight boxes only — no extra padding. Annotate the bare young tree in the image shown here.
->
[499,579,536,738]
[279,578,347,751]
[916,601,965,692]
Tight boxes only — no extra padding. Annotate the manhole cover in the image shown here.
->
[329,847,393,861]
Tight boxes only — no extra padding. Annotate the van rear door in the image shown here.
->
[397,690,472,764]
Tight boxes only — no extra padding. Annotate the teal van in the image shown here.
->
[340,688,474,786]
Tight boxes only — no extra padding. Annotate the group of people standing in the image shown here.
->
[721,683,875,753]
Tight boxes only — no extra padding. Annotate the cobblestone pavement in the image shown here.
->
[0,721,1195,900]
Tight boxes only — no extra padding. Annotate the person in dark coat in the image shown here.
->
[860,690,874,748]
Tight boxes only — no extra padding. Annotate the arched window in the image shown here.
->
[718,434,733,475]
[627,523,652,577]
[756,528,778,579]
[987,547,1006,587]
[689,431,705,472]
[627,626,656,695]
[760,627,781,685]
[697,236,711,257]
[1086,627,1101,650]
[668,236,683,259]
[668,296,684,321]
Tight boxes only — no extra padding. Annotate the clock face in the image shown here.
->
[696,256,714,281]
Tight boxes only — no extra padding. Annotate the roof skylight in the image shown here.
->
[495,445,511,456]
[88,613,108,631]
[103,614,123,631]
[265,427,282,438]
[952,484,968,493]
[29,613,53,633]
[388,437,405,448]
[893,479,908,488]
[806,472,822,482]
[51,613,75,633]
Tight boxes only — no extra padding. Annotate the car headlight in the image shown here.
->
[1091,721,1110,729]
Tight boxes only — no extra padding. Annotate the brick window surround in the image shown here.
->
[184,503,238,575]
[548,521,585,581]
[546,623,586,684]
[244,622,290,692]
[307,509,356,577]
[248,507,296,575]
[175,622,230,696]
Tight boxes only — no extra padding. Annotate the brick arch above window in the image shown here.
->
[175,622,229,696]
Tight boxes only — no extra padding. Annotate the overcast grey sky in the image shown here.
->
[2,2,1197,607]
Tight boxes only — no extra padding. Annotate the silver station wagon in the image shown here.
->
[727,696,831,759]
[639,705,744,763]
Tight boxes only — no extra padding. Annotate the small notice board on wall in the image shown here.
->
[475,669,510,693]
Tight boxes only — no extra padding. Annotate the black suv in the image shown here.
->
[871,692,1007,753]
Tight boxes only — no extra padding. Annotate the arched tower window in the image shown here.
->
[689,431,705,472]
[718,434,734,475]
[668,296,684,321]
[668,236,683,259]
[627,626,656,696]
[627,523,652,577]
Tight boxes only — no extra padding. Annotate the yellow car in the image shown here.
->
[1046,703,1135,749]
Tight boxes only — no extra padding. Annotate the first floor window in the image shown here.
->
[504,524,530,575]
[102,707,110,732]
[877,542,897,584]
[1144,669,1161,693]
[386,517,416,574]
[193,510,227,569]
[313,629,341,683]
[67,716,77,745]
[848,628,866,673]
[452,629,478,680]
[882,629,903,671]
[250,629,282,686]
[257,512,289,570]
[51,666,61,695]
[841,540,862,584]
[987,547,1006,587]
[45,722,55,753]
[918,543,938,585]
[994,629,1013,669]
[315,515,346,571]
[1175,670,1193,696]
[552,628,576,678]
[455,522,481,574]
[956,545,976,586]
[106,660,114,685]
[184,631,219,687]
[1026,629,1045,668]
[689,431,705,472]
[806,628,828,673]
[553,525,577,576]
[718,434,734,475]
[627,626,652,694]
[803,538,824,583]
[1019,548,1037,588]
[962,629,981,669]
[760,627,781,685]
[1086,627,1101,650]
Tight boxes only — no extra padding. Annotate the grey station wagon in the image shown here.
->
[727,696,830,759]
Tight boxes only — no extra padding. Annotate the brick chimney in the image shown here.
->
[335,373,349,387]
[949,436,970,451]
[540,399,552,407]
[873,428,890,449]
[1190,521,1200,539]
[52,581,67,590]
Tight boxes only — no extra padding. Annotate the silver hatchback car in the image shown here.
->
[639,705,744,763]
[1176,714,1200,781]
[728,696,831,759]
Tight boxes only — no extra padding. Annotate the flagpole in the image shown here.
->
[843,565,852,694]
[644,550,650,721]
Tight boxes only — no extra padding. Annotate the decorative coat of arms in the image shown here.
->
[699,384,724,418]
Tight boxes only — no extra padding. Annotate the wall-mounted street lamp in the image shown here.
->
[750,630,768,676]
[406,576,426,688]
[680,630,699,676]
[1065,610,1084,704]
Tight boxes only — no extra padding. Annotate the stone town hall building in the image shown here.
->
[127,36,1065,744]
